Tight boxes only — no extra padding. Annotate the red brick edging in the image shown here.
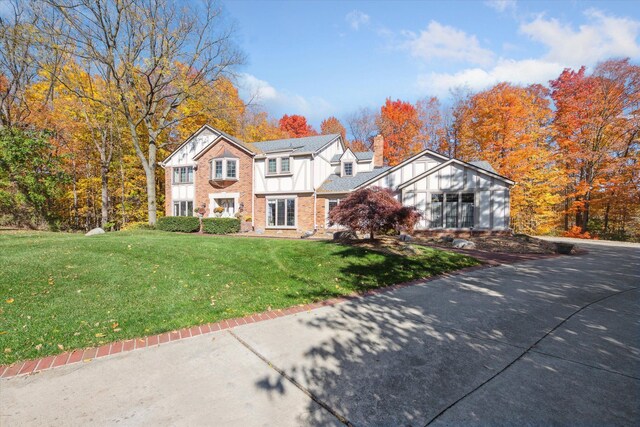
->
[1,253,557,380]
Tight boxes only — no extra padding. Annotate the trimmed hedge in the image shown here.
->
[202,218,240,234]
[156,216,200,233]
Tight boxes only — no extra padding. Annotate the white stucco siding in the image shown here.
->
[171,184,194,201]
[254,156,313,193]
[165,128,219,167]
[397,161,511,230]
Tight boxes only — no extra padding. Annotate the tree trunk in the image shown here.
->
[100,162,109,228]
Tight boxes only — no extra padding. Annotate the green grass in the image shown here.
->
[0,230,478,365]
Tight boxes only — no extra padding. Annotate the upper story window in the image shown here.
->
[343,162,353,177]
[268,158,277,174]
[266,157,292,176]
[173,166,194,184]
[211,158,238,180]
[280,157,290,173]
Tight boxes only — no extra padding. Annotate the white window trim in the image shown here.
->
[172,166,194,185]
[209,192,240,218]
[172,200,194,216]
[265,157,293,177]
[266,195,297,229]
[210,158,239,181]
[325,198,343,229]
[428,191,476,230]
[342,161,354,177]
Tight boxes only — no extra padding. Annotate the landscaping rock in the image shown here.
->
[255,228,264,235]
[401,244,418,255]
[442,235,454,243]
[333,230,357,241]
[301,230,315,239]
[399,234,413,242]
[85,227,105,236]
[452,238,476,250]
[555,242,575,255]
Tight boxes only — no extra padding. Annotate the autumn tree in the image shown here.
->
[320,116,347,142]
[550,59,640,234]
[38,0,244,225]
[240,109,288,142]
[345,107,378,150]
[328,187,421,239]
[456,82,564,234]
[376,98,423,166]
[416,96,446,152]
[278,114,317,138]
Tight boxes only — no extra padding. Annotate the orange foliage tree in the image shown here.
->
[376,98,423,166]
[279,114,317,138]
[320,116,347,142]
[456,82,565,234]
[551,59,640,236]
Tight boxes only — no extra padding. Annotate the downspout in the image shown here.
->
[251,155,255,230]
[312,153,317,230]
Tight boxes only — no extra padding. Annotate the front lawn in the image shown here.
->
[0,230,478,365]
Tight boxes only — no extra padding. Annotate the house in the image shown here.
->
[161,124,514,234]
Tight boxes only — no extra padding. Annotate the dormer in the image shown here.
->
[339,148,357,177]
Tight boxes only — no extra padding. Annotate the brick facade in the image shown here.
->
[254,193,316,234]
[194,138,253,220]
[164,167,172,216]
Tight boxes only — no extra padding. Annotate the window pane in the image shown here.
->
[461,193,474,228]
[281,158,290,173]
[180,167,187,183]
[187,167,193,183]
[268,159,277,174]
[344,162,353,176]
[214,160,222,179]
[173,202,180,216]
[431,194,443,228]
[267,200,276,226]
[227,160,236,178]
[277,199,285,226]
[445,194,459,228]
[328,200,338,211]
[173,168,180,183]
[186,201,193,217]
[286,198,295,226]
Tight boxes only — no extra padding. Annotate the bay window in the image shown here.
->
[211,158,238,180]
[267,197,296,227]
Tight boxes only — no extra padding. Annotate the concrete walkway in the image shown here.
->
[2,239,639,426]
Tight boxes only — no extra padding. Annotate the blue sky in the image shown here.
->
[225,0,640,127]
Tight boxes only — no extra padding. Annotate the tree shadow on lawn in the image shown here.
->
[249,242,640,425]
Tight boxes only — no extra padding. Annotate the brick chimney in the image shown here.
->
[373,134,384,167]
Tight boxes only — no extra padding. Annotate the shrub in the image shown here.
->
[202,218,240,234]
[563,225,594,239]
[328,186,421,239]
[156,216,200,233]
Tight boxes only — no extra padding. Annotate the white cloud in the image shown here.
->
[346,10,370,31]
[237,73,333,124]
[417,59,565,97]
[520,9,640,66]
[484,0,517,13]
[403,21,495,66]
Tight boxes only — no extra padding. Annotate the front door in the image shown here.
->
[215,198,235,217]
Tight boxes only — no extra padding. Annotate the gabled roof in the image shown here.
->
[330,151,374,163]
[250,134,340,156]
[469,160,496,174]
[317,167,391,194]
[397,158,514,190]
[161,124,254,165]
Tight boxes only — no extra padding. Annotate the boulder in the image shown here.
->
[399,234,413,242]
[452,238,476,250]
[85,227,105,236]
[255,228,265,235]
[333,230,357,241]
[442,235,454,243]
[401,244,418,255]
[301,230,315,239]
[555,242,575,255]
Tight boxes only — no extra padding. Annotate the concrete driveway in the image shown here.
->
[2,239,639,426]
